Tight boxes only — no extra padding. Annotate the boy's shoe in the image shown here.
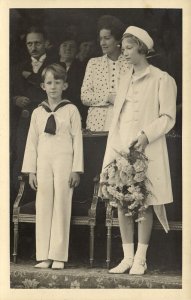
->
[109,258,134,274]
[129,258,147,275]
[52,261,65,269]
[35,259,52,268]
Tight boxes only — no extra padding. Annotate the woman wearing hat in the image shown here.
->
[81,15,130,131]
[101,26,177,274]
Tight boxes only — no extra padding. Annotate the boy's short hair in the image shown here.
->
[122,33,149,55]
[41,63,67,82]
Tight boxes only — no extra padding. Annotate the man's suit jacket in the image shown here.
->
[62,59,87,128]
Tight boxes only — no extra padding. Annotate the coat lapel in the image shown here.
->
[109,66,133,136]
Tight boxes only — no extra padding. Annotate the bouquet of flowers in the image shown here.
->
[100,147,152,222]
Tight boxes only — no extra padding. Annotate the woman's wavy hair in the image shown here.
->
[97,15,125,41]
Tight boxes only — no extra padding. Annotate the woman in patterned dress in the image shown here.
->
[81,15,130,131]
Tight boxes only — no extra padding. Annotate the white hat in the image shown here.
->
[123,26,154,50]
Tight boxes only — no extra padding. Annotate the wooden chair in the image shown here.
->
[12,174,99,266]
[104,131,182,268]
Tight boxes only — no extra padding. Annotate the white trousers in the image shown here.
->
[36,153,73,262]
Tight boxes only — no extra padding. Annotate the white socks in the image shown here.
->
[134,243,148,261]
[109,243,148,274]
[122,243,134,260]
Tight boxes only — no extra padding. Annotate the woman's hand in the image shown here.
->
[29,173,37,191]
[106,93,116,105]
[69,172,80,188]
[129,132,149,152]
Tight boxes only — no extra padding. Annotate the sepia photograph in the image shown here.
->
[0,0,191,299]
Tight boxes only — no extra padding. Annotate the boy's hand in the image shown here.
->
[29,173,37,191]
[69,172,80,188]
[129,133,149,152]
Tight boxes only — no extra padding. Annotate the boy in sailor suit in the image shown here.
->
[22,64,83,269]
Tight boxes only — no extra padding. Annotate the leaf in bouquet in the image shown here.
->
[133,159,147,172]
[120,170,134,185]
[110,201,118,208]
[108,172,121,185]
[107,165,116,178]
[100,171,108,183]
[138,205,148,212]
[128,201,139,210]
[128,184,141,194]
[103,159,116,170]
[125,211,133,217]
[122,185,129,194]
[135,216,145,222]
[129,149,149,165]
[124,193,134,202]
[121,163,134,174]
[132,191,144,201]
[133,171,146,183]
[101,184,110,199]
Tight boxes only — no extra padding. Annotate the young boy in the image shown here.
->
[22,63,84,269]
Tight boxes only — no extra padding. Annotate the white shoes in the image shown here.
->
[109,258,134,274]
[129,258,147,275]
[52,261,65,270]
[35,259,52,268]
[34,259,65,270]
[109,258,147,275]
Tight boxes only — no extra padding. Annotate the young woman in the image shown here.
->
[101,26,177,274]
[81,15,130,131]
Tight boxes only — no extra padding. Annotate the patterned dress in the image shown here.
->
[81,54,130,131]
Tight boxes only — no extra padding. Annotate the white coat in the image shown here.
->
[22,100,83,261]
[102,65,177,231]
[81,54,130,131]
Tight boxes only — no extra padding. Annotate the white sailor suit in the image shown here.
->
[22,100,83,261]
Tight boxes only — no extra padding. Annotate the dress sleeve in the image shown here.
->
[21,110,39,173]
[70,107,84,173]
[81,58,109,106]
[142,72,177,143]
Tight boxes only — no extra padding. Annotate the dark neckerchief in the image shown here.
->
[39,100,72,135]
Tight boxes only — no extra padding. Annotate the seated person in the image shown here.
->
[76,35,98,67]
